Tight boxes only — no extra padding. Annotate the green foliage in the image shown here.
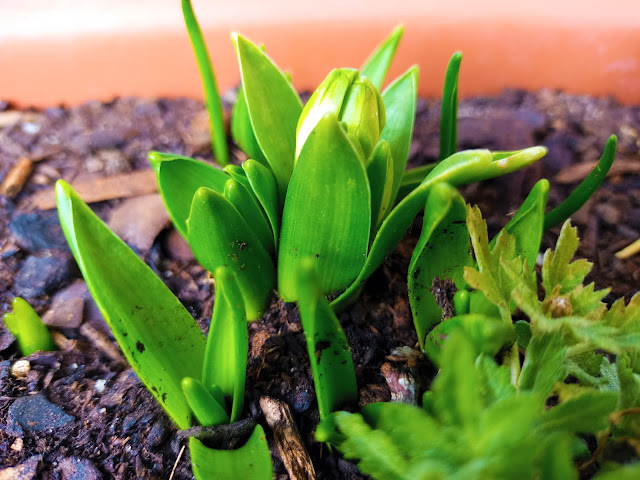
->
[3,297,56,356]
[56,182,271,479]
[181,0,229,166]
[319,332,621,480]
[298,261,357,420]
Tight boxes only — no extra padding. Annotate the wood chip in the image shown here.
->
[260,396,316,480]
[79,323,127,366]
[108,194,170,253]
[23,169,157,210]
[555,160,640,184]
[0,157,33,197]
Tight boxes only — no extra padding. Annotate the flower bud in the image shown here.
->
[296,68,386,161]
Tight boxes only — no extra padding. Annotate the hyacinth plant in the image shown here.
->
[51,0,592,478]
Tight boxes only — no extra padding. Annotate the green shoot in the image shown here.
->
[181,0,229,166]
[544,135,617,230]
[3,297,56,356]
[439,52,462,161]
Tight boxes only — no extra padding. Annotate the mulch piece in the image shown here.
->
[0,89,638,479]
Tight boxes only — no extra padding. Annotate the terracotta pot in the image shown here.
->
[2,0,639,107]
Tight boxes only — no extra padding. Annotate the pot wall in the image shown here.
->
[1,0,639,107]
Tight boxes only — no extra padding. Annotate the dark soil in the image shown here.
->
[0,89,639,479]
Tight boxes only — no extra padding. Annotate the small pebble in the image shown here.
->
[14,252,74,298]
[94,379,107,393]
[7,392,74,435]
[58,457,103,480]
[10,438,23,452]
[10,360,30,378]
[0,455,42,480]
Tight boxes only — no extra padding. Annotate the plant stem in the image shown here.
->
[182,0,230,166]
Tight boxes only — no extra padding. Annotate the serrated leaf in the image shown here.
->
[202,267,248,423]
[360,26,404,90]
[187,187,275,320]
[189,425,272,480]
[538,432,578,480]
[542,220,592,296]
[519,330,567,397]
[432,331,482,429]
[408,182,470,349]
[298,260,357,420]
[332,411,410,480]
[242,160,280,247]
[425,314,514,367]
[439,52,462,161]
[223,179,274,256]
[613,353,640,437]
[367,140,394,234]
[56,180,205,429]
[476,354,516,404]
[3,297,56,356]
[149,151,228,239]
[230,85,267,165]
[233,34,302,200]
[380,66,418,205]
[537,390,618,434]
[515,320,532,350]
[278,113,371,301]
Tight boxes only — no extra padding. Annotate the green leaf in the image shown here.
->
[395,162,437,201]
[519,330,567,397]
[613,353,640,437]
[360,25,404,90]
[3,297,56,356]
[331,149,493,311]
[230,85,267,165]
[439,52,462,161]
[496,178,549,269]
[242,160,280,247]
[514,320,532,350]
[181,376,229,427]
[594,463,640,480]
[432,331,482,428]
[468,147,547,183]
[149,151,228,239]
[331,411,411,480]
[233,33,302,200]
[297,260,357,420]
[538,432,578,480]
[56,180,205,429]
[202,267,248,423]
[475,354,516,404]
[542,220,592,296]
[537,390,618,434]
[224,179,274,256]
[408,182,470,349]
[544,135,617,230]
[181,0,229,165]
[380,66,418,204]
[367,140,394,233]
[187,187,275,320]
[189,425,272,480]
[278,113,371,301]
[425,314,514,367]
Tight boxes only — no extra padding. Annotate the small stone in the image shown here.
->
[0,455,42,480]
[108,194,170,253]
[7,392,74,435]
[42,282,87,328]
[9,211,69,252]
[94,379,107,393]
[10,360,30,379]
[58,457,103,480]
[164,229,194,261]
[10,438,23,452]
[14,253,74,298]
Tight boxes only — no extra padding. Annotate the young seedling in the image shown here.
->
[151,3,548,320]
[2,297,56,355]
[56,182,271,479]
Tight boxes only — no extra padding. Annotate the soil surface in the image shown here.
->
[0,90,639,479]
